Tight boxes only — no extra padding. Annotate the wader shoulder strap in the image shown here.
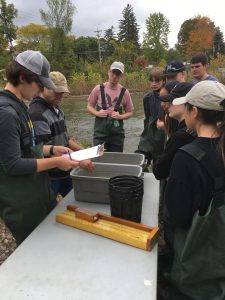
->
[180,143,224,206]
[100,84,107,110]
[114,87,126,112]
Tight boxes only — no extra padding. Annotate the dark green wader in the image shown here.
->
[93,84,126,152]
[169,144,225,300]
[136,116,166,162]
[0,92,55,245]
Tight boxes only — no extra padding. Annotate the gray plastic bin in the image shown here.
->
[91,152,145,168]
[71,163,142,204]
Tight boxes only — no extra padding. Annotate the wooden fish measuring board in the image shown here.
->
[56,205,159,251]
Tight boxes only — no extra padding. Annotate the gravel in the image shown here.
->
[0,218,17,266]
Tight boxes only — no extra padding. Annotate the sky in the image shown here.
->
[9,0,225,48]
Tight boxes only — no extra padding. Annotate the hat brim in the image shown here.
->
[39,75,56,90]
[54,85,70,93]
[172,96,187,105]
[110,67,124,74]
[158,94,175,102]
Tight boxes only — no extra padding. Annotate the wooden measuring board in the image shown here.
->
[56,205,159,251]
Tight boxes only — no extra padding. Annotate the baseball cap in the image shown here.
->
[50,71,70,93]
[173,81,225,111]
[110,61,124,74]
[14,50,56,90]
[159,82,193,102]
[164,60,185,75]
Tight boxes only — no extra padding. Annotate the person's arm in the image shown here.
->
[111,111,133,120]
[111,89,133,120]
[36,156,79,172]
[164,151,195,228]
[87,85,109,118]
[87,103,108,118]
[68,138,83,151]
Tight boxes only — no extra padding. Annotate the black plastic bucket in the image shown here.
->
[108,175,144,223]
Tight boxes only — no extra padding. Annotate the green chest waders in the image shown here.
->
[0,92,54,245]
[170,144,225,300]
[93,84,126,152]
[137,116,166,161]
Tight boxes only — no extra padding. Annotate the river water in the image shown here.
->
[61,93,145,153]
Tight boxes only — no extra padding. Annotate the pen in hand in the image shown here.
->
[68,150,72,160]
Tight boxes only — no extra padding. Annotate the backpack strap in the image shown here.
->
[114,87,126,112]
[100,84,107,110]
[180,144,225,207]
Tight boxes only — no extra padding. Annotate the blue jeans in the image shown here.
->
[50,177,73,198]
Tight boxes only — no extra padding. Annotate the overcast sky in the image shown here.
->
[9,0,225,48]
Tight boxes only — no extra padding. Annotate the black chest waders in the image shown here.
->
[0,91,55,245]
[93,84,126,152]
[169,144,225,300]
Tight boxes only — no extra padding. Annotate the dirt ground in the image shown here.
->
[0,218,17,266]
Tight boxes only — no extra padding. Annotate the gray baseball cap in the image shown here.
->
[15,50,56,90]
[173,81,225,111]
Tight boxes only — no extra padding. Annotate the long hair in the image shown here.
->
[186,103,225,164]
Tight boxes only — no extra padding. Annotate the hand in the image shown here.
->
[79,159,95,172]
[52,146,72,156]
[55,156,79,171]
[97,109,108,118]
[111,111,121,119]
[156,119,165,130]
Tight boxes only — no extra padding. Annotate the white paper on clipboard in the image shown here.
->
[66,144,104,161]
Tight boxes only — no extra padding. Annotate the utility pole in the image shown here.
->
[94,27,102,69]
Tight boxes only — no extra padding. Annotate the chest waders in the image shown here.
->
[137,116,166,161]
[93,84,126,152]
[169,144,225,300]
[0,91,54,245]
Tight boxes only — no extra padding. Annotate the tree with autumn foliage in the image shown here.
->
[186,16,216,56]
[16,23,49,52]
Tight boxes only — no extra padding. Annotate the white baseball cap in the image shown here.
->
[110,61,124,74]
[173,81,225,111]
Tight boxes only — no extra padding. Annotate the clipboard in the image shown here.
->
[66,144,104,161]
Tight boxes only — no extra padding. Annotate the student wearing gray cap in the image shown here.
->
[162,81,225,299]
[29,71,94,198]
[0,50,80,245]
[87,61,133,152]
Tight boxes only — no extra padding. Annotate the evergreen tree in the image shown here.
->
[118,4,139,48]
[104,26,116,42]
[0,0,17,51]
[213,27,225,55]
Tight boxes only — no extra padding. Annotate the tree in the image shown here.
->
[108,41,138,72]
[118,4,139,48]
[40,0,77,76]
[40,0,76,34]
[0,0,17,51]
[176,17,199,57]
[213,27,225,56]
[186,16,216,56]
[104,26,116,42]
[16,23,49,52]
[142,12,169,63]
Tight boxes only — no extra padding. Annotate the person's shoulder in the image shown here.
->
[143,90,154,99]
[29,97,50,115]
[206,75,218,81]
